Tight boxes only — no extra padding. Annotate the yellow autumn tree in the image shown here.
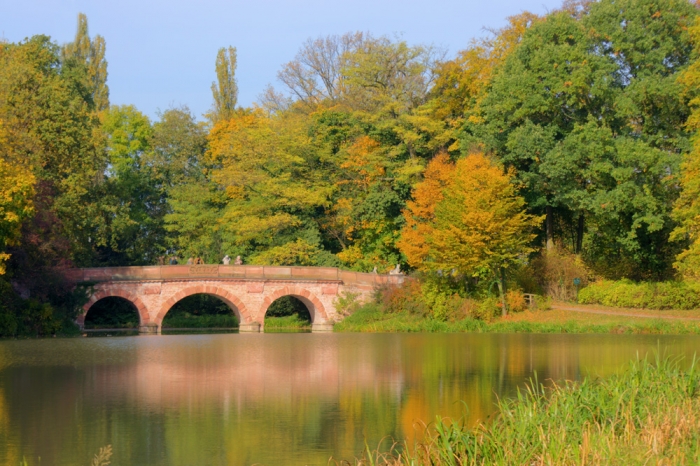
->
[399,153,541,315]
[397,152,454,267]
[672,16,700,280]
[0,120,35,274]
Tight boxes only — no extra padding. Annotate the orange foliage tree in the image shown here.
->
[399,153,541,315]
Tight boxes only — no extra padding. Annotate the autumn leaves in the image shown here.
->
[398,153,540,314]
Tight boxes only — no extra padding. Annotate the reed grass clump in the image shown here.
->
[263,314,311,329]
[339,355,700,465]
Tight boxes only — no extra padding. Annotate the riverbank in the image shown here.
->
[344,356,700,464]
[334,303,700,334]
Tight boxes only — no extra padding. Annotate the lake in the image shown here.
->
[0,332,698,465]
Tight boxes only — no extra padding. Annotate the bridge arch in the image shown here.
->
[261,286,328,325]
[154,285,251,327]
[79,289,149,328]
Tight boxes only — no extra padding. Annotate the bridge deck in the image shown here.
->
[64,265,403,287]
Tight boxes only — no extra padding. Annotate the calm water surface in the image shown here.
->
[1,333,699,465]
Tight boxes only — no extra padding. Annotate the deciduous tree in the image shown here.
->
[62,13,109,111]
[209,46,238,123]
[399,153,541,315]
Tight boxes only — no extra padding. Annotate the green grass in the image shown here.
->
[264,314,311,329]
[334,304,700,335]
[161,314,238,328]
[341,355,700,465]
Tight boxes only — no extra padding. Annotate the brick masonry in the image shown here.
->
[77,278,379,331]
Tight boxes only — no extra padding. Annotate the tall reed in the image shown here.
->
[338,355,700,465]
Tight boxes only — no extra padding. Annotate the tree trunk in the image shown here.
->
[576,213,584,254]
[497,267,508,317]
[546,206,554,250]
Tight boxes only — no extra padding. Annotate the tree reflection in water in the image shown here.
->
[0,333,698,465]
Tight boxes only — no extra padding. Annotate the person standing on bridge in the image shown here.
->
[222,255,231,265]
[187,257,194,265]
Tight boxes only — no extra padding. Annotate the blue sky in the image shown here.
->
[2,0,562,119]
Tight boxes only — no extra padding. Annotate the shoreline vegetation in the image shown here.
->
[332,274,700,335]
[340,356,700,465]
[334,303,700,335]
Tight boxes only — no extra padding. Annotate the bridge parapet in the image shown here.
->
[69,265,404,286]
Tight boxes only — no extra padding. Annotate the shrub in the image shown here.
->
[579,279,700,310]
[469,297,500,322]
[378,279,428,316]
[334,292,361,317]
[505,289,527,313]
[531,246,591,301]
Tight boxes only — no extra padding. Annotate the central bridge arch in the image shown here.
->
[154,285,252,327]
[260,286,328,328]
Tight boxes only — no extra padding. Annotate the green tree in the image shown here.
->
[98,105,166,265]
[209,46,238,123]
[466,1,697,279]
[148,106,208,189]
[62,13,109,111]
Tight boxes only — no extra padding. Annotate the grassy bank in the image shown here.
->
[343,356,700,465]
[334,304,700,334]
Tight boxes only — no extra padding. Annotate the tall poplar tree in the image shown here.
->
[62,13,109,111]
[209,46,238,123]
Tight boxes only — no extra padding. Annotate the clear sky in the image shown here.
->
[1,0,562,120]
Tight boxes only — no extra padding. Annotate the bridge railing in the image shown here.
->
[64,265,405,287]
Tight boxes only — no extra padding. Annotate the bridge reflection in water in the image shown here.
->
[1,333,698,465]
[65,265,404,334]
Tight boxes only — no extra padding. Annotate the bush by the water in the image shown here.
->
[0,277,85,337]
[345,356,700,464]
[579,279,700,310]
[376,276,528,322]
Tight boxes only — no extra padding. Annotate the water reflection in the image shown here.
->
[0,333,698,465]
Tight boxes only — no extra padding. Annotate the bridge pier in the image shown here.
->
[139,323,161,335]
[239,322,261,333]
[311,322,334,333]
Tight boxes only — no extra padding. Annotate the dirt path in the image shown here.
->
[550,303,700,322]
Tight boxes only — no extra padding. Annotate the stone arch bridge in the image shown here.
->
[64,265,403,333]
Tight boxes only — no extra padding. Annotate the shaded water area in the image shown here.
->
[0,333,699,465]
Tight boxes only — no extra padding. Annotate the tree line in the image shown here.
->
[2,0,700,333]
